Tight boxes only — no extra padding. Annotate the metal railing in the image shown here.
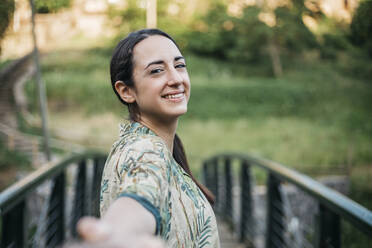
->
[0,151,106,248]
[202,153,372,248]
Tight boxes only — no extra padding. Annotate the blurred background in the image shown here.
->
[0,0,371,246]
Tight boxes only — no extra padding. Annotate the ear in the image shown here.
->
[115,81,136,104]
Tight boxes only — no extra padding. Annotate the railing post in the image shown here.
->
[1,200,26,248]
[202,161,209,188]
[71,160,87,237]
[315,204,341,248]
[240,160,254,246]
[91,157,105,217]
[224,157,233,224]
[266,173,285,248]
[203,161,214,194]
[45,171,66,247]
[212,158,219,212]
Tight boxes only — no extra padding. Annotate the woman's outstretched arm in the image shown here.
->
[76,197,165,248]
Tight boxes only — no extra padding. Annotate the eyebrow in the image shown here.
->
[144,56,185,69]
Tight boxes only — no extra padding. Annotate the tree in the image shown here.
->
[34,0,71,13]
[186,1,318,76]
[350,0,372,58]
[187,2,239,59]
[0,0,15,55]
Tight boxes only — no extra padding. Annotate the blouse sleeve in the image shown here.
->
[114,137,170,234]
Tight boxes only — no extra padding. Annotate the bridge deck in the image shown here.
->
[217,218,245,248]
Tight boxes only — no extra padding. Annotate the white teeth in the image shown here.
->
[164,93,183,99]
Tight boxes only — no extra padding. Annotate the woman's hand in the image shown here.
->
[66,197,165,248]
[72,216,165,248]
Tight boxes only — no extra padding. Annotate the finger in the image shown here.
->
[63,241,114,248]
[77,217,110,242]
[138,236,166,248]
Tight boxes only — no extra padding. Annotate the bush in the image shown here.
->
[272,6,318,54]
[226,7,269,62]
[34,0,71,14]
[320,32,351,59]
[336,47,372,81]
[0,0,14,54]
[186,2,318,75]
[186,3,238,59]
[0,139,30,169]
[109,0,191,47]
[186,4,271,62]
[350,0,372,58]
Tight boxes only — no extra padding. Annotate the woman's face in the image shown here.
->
[131,35,190,124]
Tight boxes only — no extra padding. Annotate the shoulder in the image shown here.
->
[107,132,171,174]
[124,132,168,158]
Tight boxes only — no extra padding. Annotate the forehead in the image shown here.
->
[132,35,182,67]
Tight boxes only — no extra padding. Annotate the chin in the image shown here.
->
[169,103,187,113]
[173,111,187,118]
[170,109,187,119]
[177,106,188,115]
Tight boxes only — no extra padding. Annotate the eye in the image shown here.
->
[150,68,163,74]
[175,63,186,69]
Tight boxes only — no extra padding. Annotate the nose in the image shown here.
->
[167,67,183,86]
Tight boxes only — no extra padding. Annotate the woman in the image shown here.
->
[77,29,220,248]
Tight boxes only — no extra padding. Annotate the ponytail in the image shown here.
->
[173,134,215,205]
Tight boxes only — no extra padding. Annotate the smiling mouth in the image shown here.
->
[162,92,185,99]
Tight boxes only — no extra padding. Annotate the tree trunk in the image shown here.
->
[30,0,51,161]
[146,0,157,28]
[268,40,283,77]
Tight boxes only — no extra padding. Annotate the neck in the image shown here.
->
[139,117,178,152]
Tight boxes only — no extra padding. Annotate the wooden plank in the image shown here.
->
[217,218,246,248]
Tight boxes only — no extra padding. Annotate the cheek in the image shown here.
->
[186,84,191,102]
[186,78,191,94]
[184,74,191,88]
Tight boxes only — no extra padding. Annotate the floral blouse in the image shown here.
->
[100,121,220,247]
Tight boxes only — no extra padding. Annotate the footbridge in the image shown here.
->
[0,151,371,248]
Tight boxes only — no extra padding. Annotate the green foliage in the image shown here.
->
[186,2,318,71]
[350,0,372,58]
[34,0,71,13]
[272,6,318,53]
[186,3,238,59]
[335,46,372,80]
[226,7,269,62]
[186,4,267,61]
[319,33,350,59]
[109,0,191,48]
[0,0,14,54]
[307,2,372,80]
[104,0,371,79]
[0,59,11,70]
[0,139,30,169]
[118,0,145,31]
[314,15,352,60]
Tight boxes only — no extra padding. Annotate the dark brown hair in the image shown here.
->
[110,29,214,205]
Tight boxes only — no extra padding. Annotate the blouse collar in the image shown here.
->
[119,121,157,138]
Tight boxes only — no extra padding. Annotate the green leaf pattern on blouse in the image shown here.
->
[100,121,220,247]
